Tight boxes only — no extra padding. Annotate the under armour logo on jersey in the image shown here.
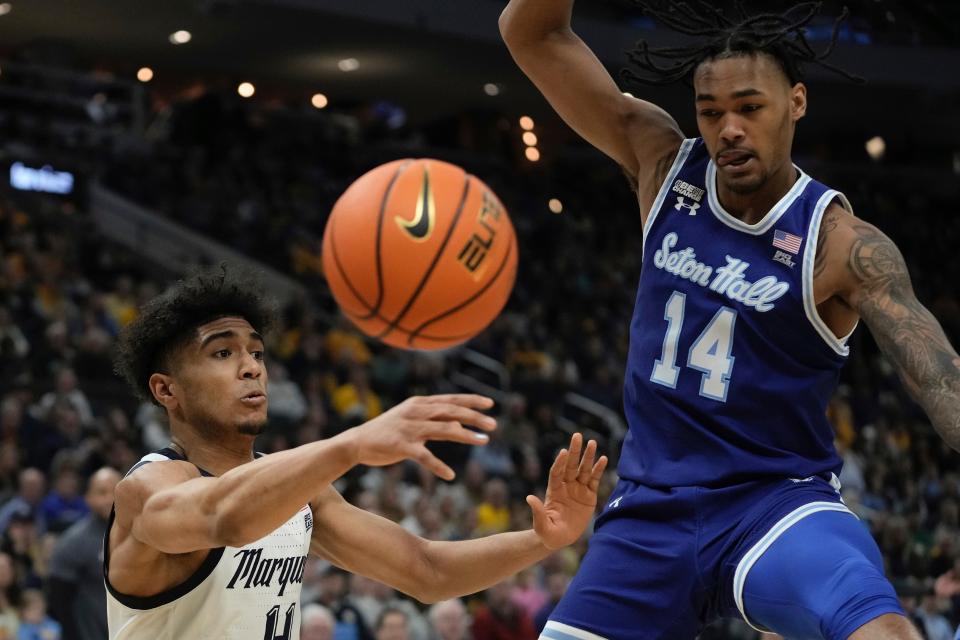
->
[675,197,700,215]
[608,496,624,509]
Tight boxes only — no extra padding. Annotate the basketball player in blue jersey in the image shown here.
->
[104,266,607,639]
[501,2,960,639]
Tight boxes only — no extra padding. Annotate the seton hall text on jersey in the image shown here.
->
[226,548,307,597]
[652,232,790,312]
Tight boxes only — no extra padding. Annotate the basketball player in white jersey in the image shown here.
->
[105,267,607,639]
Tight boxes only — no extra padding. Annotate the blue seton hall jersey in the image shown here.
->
[621,138,855,487]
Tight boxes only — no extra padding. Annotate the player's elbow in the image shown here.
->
[498,7,569,50]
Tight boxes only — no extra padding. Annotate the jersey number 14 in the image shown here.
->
[651,291,737,402]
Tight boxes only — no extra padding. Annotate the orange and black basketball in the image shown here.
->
[321,158,518,350]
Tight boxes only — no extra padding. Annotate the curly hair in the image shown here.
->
[114,264,277,405]
[623,1,863,87]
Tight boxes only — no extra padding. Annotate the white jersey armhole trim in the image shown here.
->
[733,500,858,632]
[641,138,697,259]
[802,190,857,356]
[706,163,812,235]
[541,620,610,640]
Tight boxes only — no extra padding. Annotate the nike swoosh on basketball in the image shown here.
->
[395,166,435,241]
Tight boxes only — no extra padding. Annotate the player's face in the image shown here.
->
[170,316,269,436]
[693,54,807,195]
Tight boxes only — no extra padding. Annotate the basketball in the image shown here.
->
[322,159,518,350]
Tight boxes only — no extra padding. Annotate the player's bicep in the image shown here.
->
[309,487,430,599]
[842,220,959,393]
[116,462,222,554]
[502,26,682,175]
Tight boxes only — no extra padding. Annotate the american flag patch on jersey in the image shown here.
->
[772,229,803,254]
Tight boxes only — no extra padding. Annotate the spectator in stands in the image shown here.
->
[38,465,87,534]
[533,571,570,633]
[301,603,336,640]
[917,592,954,640]
[471,578,535,640]
[0,552,19,639]
[474,479,510,536]
[15,590,59,640]
[0,472,45,536]
[266,361,308,427]
[332,366,382,423]
[35,368,93,427]
[510,568,546,621]
[314,566,373,640]
[375,607,409,640]
[427,599,470,640]
[48,467,120,640]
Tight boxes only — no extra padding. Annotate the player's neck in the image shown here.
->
[168,427,256,476]
[716,161,798,225]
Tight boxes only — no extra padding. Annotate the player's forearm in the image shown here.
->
[846,221,960,450]
[877,321,960,450]
[421,529,551,602]
[499,0,575,44]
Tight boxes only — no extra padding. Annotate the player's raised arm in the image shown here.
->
[309,433,607,603]
[827,209,960,449]
[499,0,683,198]
[113,395,497,555]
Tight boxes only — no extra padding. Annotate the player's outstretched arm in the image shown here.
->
[113,395,497,555]
[499,0,683,204]
[831,213,960,449]
[309,433,607,603]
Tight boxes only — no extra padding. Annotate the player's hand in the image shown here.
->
[527,433,608,551]
[343,394,496,481]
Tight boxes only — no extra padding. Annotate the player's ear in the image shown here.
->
[790,82,807,122]
[149,372,179,411]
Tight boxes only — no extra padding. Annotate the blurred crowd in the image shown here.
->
[0,81,959,640]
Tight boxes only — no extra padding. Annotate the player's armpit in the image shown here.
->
[839,219,960,449]
[114,461,222,554]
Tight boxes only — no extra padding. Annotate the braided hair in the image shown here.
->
[622,1,863,87]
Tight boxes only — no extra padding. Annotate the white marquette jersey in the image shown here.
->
[104,448,313,640]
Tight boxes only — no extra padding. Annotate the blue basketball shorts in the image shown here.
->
[541,475,903,640]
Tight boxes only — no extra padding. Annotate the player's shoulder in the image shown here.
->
[114,458,201,521]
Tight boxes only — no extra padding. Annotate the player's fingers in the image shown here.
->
[576,439,598,483]
[526,494,546,522]
[423,421,491,445]
[549,448,569,482]
[588,456,609,492]
[564,433,583,482]
[414,448,456,481]
[424,404,497,432]
[418,394,495,410]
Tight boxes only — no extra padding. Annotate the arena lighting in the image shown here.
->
[865,136,886,160]
[525,147,541,162]
[137,67,154,83]
[484,83,500,96]
[10,162,74,195]
[548,198,563,214]
[0,4,11,17]
[337,58,359,72]
[522,132,538,146]
[311,93,328,109]
[237,82,255,98]
[169,30,192,45]
[519,116,535,131]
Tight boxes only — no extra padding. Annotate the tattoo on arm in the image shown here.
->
[849,222,960,449]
